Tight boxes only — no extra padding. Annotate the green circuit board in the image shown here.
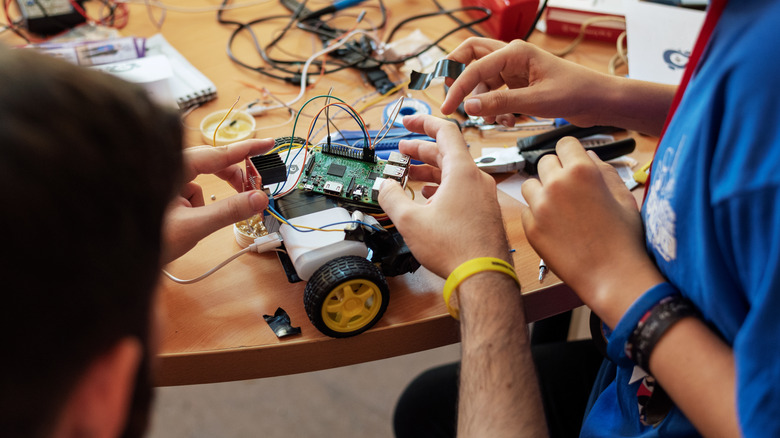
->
[297,149,408,208]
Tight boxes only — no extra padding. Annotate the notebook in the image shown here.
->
[143,34,218,109]
[27,33,218,110]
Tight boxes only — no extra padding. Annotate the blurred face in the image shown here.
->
[120,289,164,438]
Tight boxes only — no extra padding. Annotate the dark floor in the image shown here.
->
[147,308,591,437]
[147,344,461,438]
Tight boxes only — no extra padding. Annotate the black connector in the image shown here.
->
[285,73,308,86]
[363,67,396,95]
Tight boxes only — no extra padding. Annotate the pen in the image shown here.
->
[538,259,547,282]
[300,0,369,21]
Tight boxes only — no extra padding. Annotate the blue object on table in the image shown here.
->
[328,128,433,164]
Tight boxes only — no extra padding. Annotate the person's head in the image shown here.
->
[0,45,183,437]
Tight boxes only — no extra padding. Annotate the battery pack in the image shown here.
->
[15,0,86,35]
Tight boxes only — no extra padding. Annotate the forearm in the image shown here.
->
[457,271,548,438]
[593,276,740,436]
[650,317,739,438]
[592,76,676,136]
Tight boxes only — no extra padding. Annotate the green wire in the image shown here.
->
[279,94,370,168]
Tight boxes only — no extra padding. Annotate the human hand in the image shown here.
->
[520,137,665,327]
[161,138,275,264]
[378,114,511,278]
[440,37,614,128]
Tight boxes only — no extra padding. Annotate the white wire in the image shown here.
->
[162,247,252,284]
[372,96,404,145]
[251,110,296,132]
[116,0,274,13]
[246,29,381,115]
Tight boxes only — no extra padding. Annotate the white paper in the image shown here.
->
[624,0,706,85]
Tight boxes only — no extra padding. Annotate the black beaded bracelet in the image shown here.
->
[625,295,699,373]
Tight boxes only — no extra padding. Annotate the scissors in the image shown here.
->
[474,125,636,175]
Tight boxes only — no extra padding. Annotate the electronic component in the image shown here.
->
[323,181,343,195]
[299,148,409,208]
[327,163,347,177]
[387,151,410,166]
[371,177,386,202]
[364,67,396,95]
[14,0,86,35]
[382,164,406,180]
[305,155,316,174]
[249,153,288,186]
[321,141,375,163]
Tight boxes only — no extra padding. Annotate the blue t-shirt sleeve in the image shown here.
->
[714,186,780,437]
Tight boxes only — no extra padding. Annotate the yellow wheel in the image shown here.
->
[304,256,389,338]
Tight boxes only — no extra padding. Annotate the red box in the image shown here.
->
[461,0,540,42]
[544,3,625,43]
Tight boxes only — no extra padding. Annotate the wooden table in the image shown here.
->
[1,0,656,386]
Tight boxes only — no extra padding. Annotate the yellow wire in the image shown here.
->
[212,96,241,147]
[265,208,343,232]
[406,185,415,200]
[268,142,306,155]
[355,80,410,113]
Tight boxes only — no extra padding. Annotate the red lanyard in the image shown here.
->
[644,0,728,199]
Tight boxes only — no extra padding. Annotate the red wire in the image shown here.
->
[67,0,94,22]
[3,0,128,42]
[3,0,51,43]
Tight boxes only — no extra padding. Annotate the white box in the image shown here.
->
[624,0,706,85]
[279,207,369,281]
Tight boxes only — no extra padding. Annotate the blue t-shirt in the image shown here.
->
[580,0,780,436]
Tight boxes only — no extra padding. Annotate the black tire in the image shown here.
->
[304,255,390,338]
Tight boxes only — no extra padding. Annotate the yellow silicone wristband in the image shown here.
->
[442,257,520,320]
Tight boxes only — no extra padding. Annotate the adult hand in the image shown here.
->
[378,114,511,278]
[161,138,275,264]
[440,37,616,128]
[520,137,665,327]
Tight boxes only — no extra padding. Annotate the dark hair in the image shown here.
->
[0,45,183,437]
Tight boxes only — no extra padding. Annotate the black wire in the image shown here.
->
[217,0,488,83]
[524,0,549,41]
[226,16,365,77]
[1,5,31,43]
[218,0,306,80]
[374,6,491,65]
[429,0,484,38]
[4,24,31,43]
[384,6,489,43]
[267,0,388,72]
[291,6,491,68]
[218,0,371,82]
[95,0,120,28]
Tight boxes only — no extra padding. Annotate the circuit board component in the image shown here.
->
[298,149,410,208]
